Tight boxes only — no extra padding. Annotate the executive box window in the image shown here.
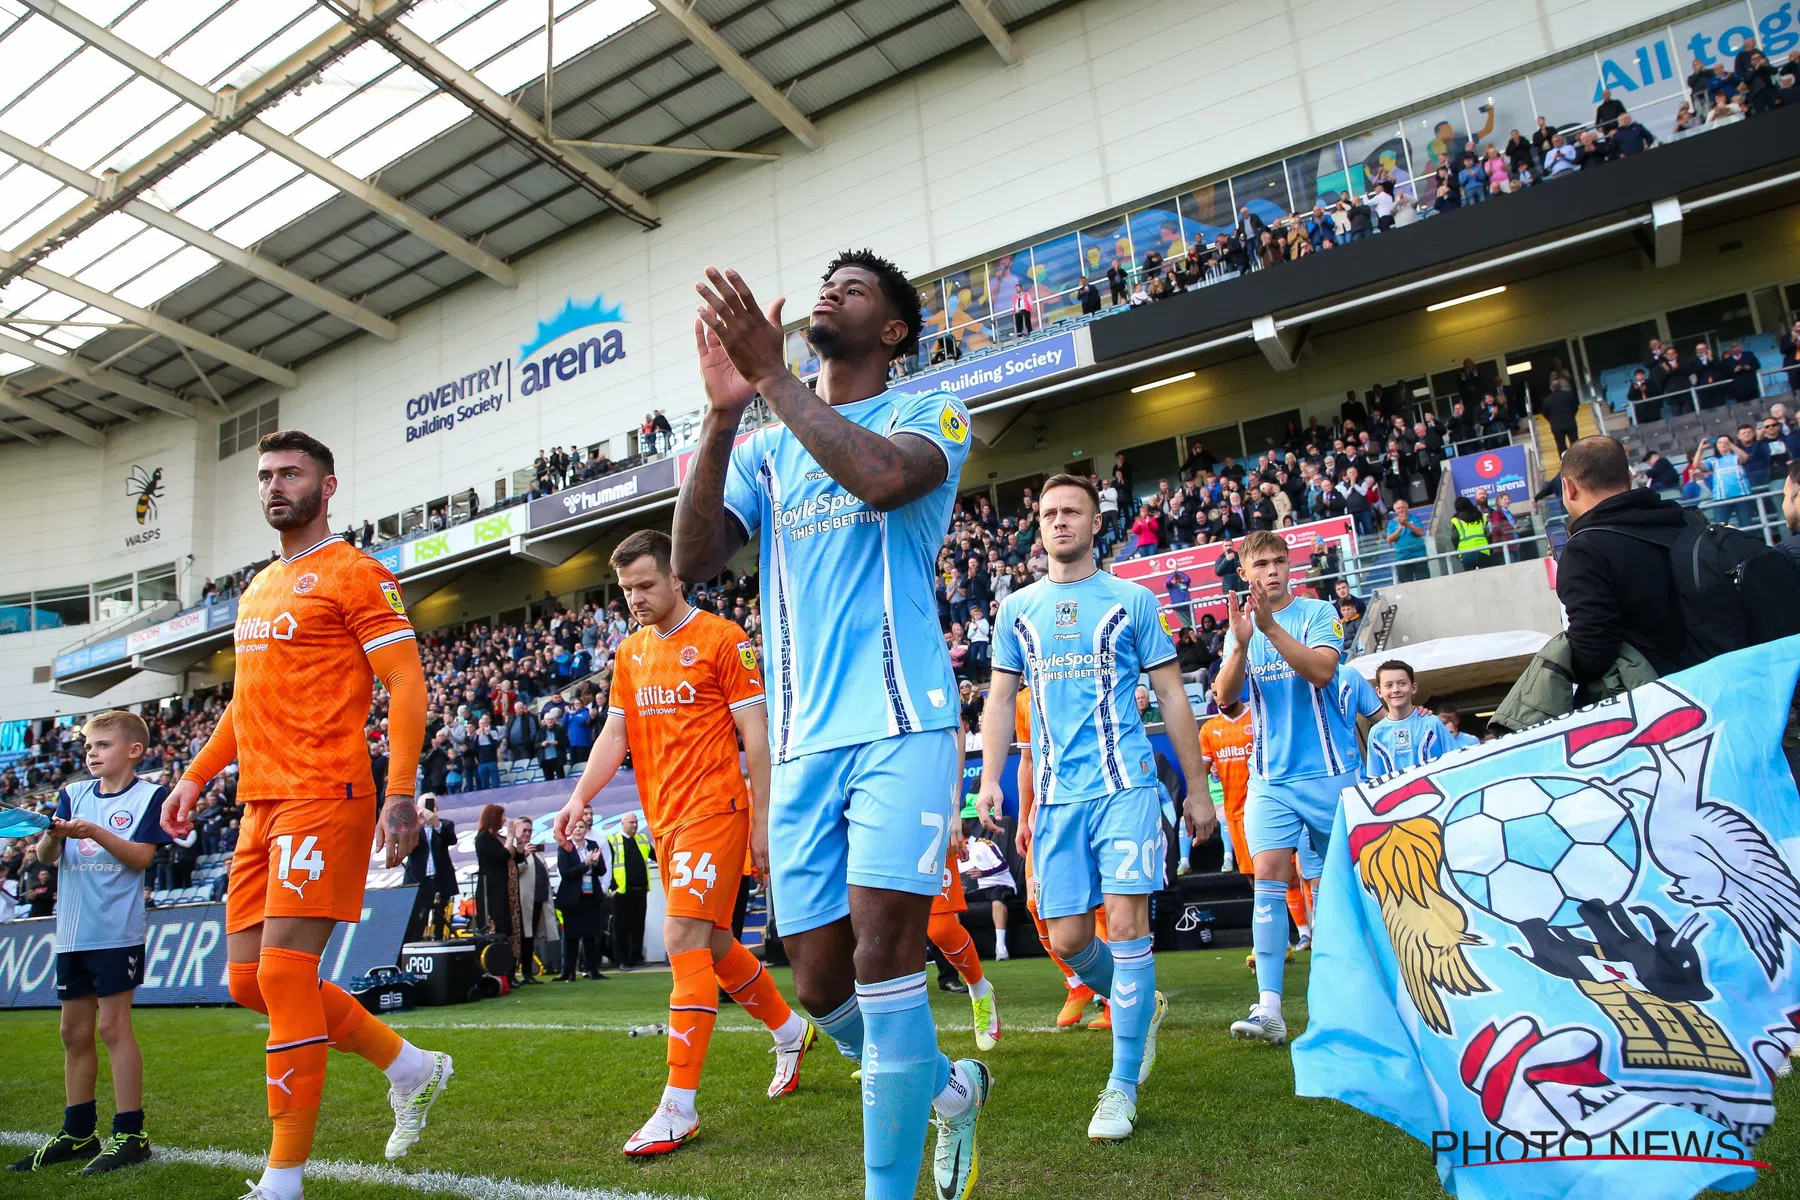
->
[218,400,280,460]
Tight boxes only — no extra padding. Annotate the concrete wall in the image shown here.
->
[1374,558,1568,649]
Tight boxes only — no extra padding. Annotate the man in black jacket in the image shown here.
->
[1540,381,1581,454]
[403,796,458,941]
[1555,437,1699,688]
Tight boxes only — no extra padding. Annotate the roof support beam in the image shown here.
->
[320,5,659,228]
[0,383,104,447]
[958,0,1017,65]
[647,0,820,151]
[46,382,144,423]
[14,0,515,289]
[0,248,298,388]
[0,420,45,446]
[0,129,398,341]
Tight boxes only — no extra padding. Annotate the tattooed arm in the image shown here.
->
[672,406,750,582]
[695,267,946,511]
[756,373,948,510]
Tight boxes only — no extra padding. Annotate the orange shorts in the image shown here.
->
[226,798,374,934]
[657,810,748,930]
[1227,814,1250,874]
[931,849,967,915]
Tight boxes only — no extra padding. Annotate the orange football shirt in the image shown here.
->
[1015,687,1031,746]
[229,535,414,803]
[609,608,764,834]
[1201,709,1254,815]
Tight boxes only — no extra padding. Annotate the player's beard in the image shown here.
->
[263,481,324,531]
[805,318,854,360]
[1048,538,1093,565]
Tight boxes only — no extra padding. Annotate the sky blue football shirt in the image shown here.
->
[1223,596,1349,782]
[722,388,971,763]
[992,569,1176,804]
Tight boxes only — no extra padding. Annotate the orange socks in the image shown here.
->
[1094,905,1110,942]
[714,940,795,1032]
[928,913,984,985]
[259,947,327,1169]
[229,960,268,1013]
[1286,855,1315,933]
[666,948,719,1091]
[320,981,402,1069]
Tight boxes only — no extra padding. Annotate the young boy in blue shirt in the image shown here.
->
[1363,660,1453,779]
[11,710,169,1176]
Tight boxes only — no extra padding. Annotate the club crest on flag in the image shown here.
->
[1297,643,1800,1199]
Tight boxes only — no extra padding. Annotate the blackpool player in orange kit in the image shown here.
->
[553,530,814,1157]
[162,431,449,1200]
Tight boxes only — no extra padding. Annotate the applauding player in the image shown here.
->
[1212,531,1356,1047]
[552,531,814,1156]
[162,432,448,1200]
[673,252,991,1200]
[978,475,1212,1143]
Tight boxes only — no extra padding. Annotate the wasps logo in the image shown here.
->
[127,465,165,525]
[379,580,407,616]
[1159,611,1175,636]
[737,640,758,671]
[939,404,968,445]
[1332,617,1345,639]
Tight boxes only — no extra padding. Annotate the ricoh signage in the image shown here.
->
[528,457,677,531]
[401,294,632,447]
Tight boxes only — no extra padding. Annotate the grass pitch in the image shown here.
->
[1,951,1794,1199]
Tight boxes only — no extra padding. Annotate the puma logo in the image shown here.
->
[281,879,308,899]
[266,1068,295,1095]
[739,993,761,1011]
[631,653,643,664]
[668,1025,694,1048]
[687,887,707,900]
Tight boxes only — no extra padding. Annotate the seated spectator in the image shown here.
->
[1457,155,1487,205]
[1544,133,1578,176]
[1674,102,1698,133]
[1643,451,1681,491]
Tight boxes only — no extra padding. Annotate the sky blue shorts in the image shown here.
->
[1032,786,1165,920]
[1246,771,1358,860]
[767,728,957,936]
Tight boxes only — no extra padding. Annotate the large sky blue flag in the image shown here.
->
[1294,636,1800,1200]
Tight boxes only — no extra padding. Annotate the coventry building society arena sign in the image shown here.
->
[403,294,629,445]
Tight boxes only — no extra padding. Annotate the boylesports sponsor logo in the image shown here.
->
[772,491,880,541]
[1025,648,1119,682]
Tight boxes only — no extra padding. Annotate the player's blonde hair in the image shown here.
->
[82,709,150,750]
[1240,530,1289,566]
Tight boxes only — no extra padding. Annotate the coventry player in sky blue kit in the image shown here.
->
[1363,659,1453,780]
[675,253,990,1200]
[977,475,1212,1144]
[1212,530,1361,1047]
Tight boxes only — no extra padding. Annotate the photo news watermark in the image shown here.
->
[1431,1128,1770,1169]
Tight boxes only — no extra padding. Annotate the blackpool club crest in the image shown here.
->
[1341,680,1800,1148]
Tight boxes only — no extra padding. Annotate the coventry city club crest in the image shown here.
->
[1336,678,1800,1150]
[1055,601,1078,627]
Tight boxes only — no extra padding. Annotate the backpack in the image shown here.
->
[1592,508,1800,660]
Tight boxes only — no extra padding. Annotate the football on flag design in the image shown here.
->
[1298,645,1800,1200]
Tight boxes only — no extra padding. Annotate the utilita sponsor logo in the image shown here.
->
[562,474,639,514]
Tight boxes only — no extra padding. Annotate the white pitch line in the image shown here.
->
[0,1132,699,1200]
[248,1019,1083,1035]
[379,1020,1079,1035]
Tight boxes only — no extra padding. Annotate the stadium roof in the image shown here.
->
[0,0,1047,445]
